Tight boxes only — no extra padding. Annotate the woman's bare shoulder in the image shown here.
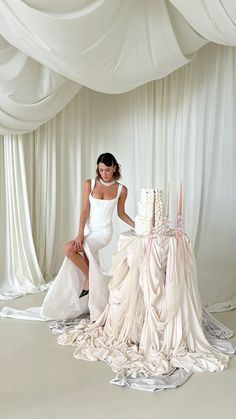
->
[118,183,128,197]
[83,179,92,191]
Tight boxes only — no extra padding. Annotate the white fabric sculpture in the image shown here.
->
[51,188,235,391]
[1,186,235,390]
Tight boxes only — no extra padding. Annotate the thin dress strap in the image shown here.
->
[90,178,96,192]
[116,182,123,199]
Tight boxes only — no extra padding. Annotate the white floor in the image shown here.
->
[0,292,236,419]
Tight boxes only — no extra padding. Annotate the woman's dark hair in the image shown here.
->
[96,152,121,180]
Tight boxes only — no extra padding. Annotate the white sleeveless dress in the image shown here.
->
[41,179,123,321]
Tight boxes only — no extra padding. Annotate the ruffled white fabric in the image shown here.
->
[202,306,234,340]
[1,227,233,390]
[56,231,233,391]
[0,283,49,301]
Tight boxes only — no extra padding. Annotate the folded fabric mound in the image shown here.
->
[55,188,234,391]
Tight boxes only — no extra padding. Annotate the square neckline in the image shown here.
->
[90,179,121,201]
[90,193,117,202]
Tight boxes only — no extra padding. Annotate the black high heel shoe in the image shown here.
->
[79,289,89,298]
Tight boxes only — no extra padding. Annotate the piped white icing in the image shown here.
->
[135,189,165,236]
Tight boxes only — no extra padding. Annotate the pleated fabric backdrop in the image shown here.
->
[0,42,236,310]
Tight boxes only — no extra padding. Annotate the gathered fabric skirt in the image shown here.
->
[41,226,113,321]
[53,232,235,391]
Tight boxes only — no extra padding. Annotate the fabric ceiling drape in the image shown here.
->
[0,0,205,94]
[170,0,236,45]
[1,1,236,133]
[1,43,235,311]
[0,35,81,134]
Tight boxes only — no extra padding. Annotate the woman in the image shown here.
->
[41,153,134,321]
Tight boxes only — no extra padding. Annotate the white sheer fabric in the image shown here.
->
[0,135,46,298]
[170,0,236,45]
[0,43,236,310]
[0,36,81,134]
[0,0,220,133]
[0,0,205,96]
[0,122,84,298]
[1,2,236,132]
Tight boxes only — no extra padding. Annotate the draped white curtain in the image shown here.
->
[0,34,81,134]
[1,42,236,310]
[1,0,235,133]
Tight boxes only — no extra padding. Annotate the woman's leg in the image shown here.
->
[64,240,89,290]
[83,252,89,289]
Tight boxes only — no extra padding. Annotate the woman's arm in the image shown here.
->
[75,179,91,250]
[117,185,135,228]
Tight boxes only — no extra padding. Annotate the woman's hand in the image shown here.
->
[74,233,84,252]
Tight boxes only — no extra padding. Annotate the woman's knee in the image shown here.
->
[64,241,75,257]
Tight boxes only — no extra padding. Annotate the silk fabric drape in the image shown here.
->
[0,43,235,310]
[1,0,235,133]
